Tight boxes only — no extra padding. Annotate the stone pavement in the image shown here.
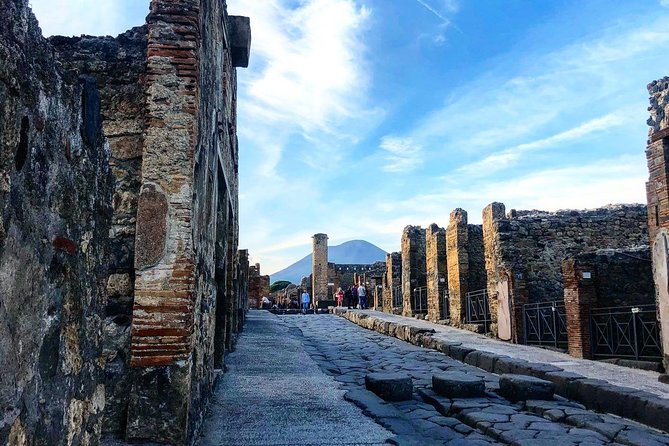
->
[284,313,669,446]
[198,311,393,445]
[334,309,669,433]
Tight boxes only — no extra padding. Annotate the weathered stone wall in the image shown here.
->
[382,252,402,312]
[0,0,114,443]
[401,225,427,316]
[447,210,469,326]
[467,225,487,292]
[426,224,447,322]
[49,26,148,437]
[645,76,669,369]
[312,233,329,304]
[248,263,270,309]
[335,262,386,289]
[484,202,648,342]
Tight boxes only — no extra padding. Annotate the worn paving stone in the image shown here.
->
[499,374,555,401]
[432,372,485,398]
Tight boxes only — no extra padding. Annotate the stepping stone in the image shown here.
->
[432,372,485,398]
[499,374,555,402]
[365,372,413,401]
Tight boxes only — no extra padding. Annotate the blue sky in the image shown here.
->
[30,0,669,276]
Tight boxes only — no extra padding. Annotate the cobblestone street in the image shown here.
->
[201,311,669,445]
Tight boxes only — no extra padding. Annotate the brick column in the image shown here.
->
[426,224,447,322]
[312,233,328,306]
[482,202,506,338]
[383,252,401,312]
[402,226,427,316]
[563,259,597,359]
[645,80,669,369]
[447,209,469,326]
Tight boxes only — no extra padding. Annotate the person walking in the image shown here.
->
[358,283,367,310]
[336,288,344,307]
[344,286,353,309]
[351,285,359,309]
[301,290,310,314]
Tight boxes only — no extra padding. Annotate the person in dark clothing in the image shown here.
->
[351,285,359,309]
[344,287,353,309]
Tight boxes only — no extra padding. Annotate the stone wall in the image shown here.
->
[248,263,270,309]
[0,0,114,443]
[401,225,427,316]
[446,210,469,326]
[49,26,148,437]
[425,224,447,322]
[382,252,402,312]
[484,202,648,342]
[467,225,486,293]
[645,76,669,369]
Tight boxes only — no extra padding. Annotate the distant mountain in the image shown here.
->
[270,240,387,284]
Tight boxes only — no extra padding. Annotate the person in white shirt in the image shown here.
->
[301,291,310,314]
[358,284,367,309]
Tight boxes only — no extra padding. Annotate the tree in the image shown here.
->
[269,280,292,293]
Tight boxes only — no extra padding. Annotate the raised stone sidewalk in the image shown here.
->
[333,309,669,433]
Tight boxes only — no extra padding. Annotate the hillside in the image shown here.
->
[270,240,387,284]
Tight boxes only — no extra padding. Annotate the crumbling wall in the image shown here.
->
[645,76,669,369]
[382,252,402,312]
[0,0,113,443]
[425,224,447,322]
[49,26,148,437]
[248,264,270,309]
[467,225,486,292]
[484,202,648,342]
[401,225,427,316]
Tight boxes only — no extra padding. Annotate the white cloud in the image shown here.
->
[662,0,669,7]
[456,110,632,176]
[379,136,424,172]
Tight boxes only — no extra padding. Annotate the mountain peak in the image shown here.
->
[270,240,387,284]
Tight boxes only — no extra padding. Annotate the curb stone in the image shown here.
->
[333,308,669,433]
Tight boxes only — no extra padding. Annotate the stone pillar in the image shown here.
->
[426,224,447,322]
[447,210,469,326]
[312,233,328,306]
[383,252,402,312]
[563,259,596,359]
[646,80,669,369]
[483,203,507,339]
[401,226,426,316]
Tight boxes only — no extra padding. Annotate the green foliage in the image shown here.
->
[269,280,292,293]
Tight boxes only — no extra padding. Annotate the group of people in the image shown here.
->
[335,284,368,309]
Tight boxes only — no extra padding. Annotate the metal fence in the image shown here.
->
[392,285,403,308]
[441,290,449,319]
[591,304,662,361]
[465,289,491,325]
[412,286,428,315]
[523,301,567,349]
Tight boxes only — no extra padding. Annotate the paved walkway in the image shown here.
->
[350,310,669,399]
[198,311,393,445]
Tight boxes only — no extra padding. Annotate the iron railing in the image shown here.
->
[591,304,662,361]
[441,290,450,319]
[412,286,428,315]
[392,285,403,308]
[523,301,568,349]
[465,289,491,325]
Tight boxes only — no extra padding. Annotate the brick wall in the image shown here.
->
[402,225,427,316]
[426,224,447,322]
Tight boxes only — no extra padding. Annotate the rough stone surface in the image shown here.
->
[499,374,555,402]
[432,372,485,398]
[402,225,427,317]
[312,233,329,305]
[365,373,414,401]
[426,223,447,322]
[0,1,114,443]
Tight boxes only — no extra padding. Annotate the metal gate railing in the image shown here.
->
[412,286,427,315]
[591,304,662,361]
[392,285,402,308]
[465,289,491,325]
[441,290,449,319]
[523,301,567,348]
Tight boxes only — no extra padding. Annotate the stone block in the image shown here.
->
[229,16,251,68]
[432,372,485,398]
[543,371,585,397]
[499,374,555,402]
[449,345,474,362]
[365,372,413,401]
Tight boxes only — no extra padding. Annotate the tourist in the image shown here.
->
[261,296,271,309]
[358,283,367,309]
[344,286,353,309]
[336,288,344,307]
[351,285,359,309]
[301,290,310,314]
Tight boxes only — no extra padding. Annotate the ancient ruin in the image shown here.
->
[0,0,251,444]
